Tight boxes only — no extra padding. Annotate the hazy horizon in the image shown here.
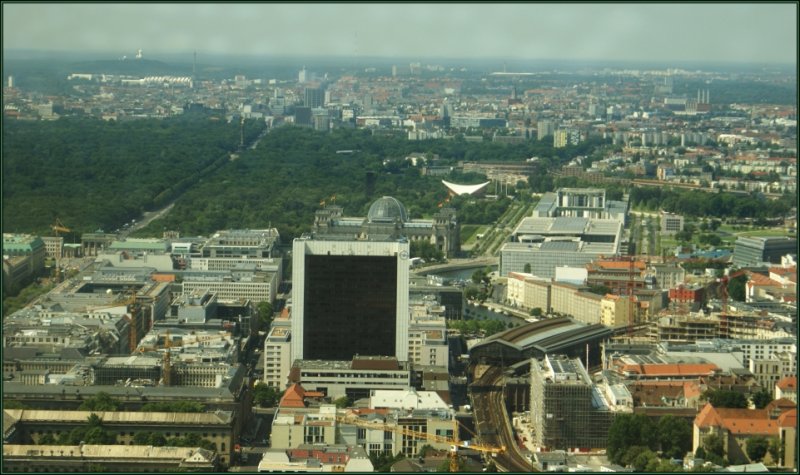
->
[3,3,797,65]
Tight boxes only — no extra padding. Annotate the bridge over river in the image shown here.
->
[412,257,499,275]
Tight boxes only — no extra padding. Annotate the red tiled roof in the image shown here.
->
[777,376,797,391]
[621,363,719,377]
[765,398,797,413]
[769,266,796,276]
[695,404,778,435]
[589,260,646,271]
[747,273,781,287]
[279,383,307,408]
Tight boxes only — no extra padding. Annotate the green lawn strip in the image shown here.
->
[460,224,481,244]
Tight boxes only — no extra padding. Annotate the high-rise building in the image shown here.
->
[304,87,325,108]
[733,236,797,267]
[291,238,409,362]
[553,129,568,148]
[295,107,312,126]
[537,120,555,140]
[298,67,307,84]
[660,211,684,234]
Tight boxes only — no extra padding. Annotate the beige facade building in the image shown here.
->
[264,317,292,390]
[600,294,634,328]
[550,282,602,325]
[4,409,235,466]
[2,444,218,472]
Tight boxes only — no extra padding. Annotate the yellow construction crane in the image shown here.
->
[335,412,504,472]
[50,218,71,282]
[51,218,71,236]
[162,329,172,386]
[117,289,139,353]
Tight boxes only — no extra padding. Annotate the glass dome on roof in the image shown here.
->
[367,196,408,223]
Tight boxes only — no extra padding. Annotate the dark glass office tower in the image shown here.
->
[291,239,410,362]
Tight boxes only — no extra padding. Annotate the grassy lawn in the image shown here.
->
[460,224,481,244]
[461,224,491,246]
[734,229,792,238]
[659,236,678,254]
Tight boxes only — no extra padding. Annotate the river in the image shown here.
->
[420,264,498,282]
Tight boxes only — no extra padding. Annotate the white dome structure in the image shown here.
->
[367,196,408,223]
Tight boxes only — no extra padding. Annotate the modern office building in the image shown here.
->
[201,229,280,259]
[500,189,626,278]
[304,87,325,108]
[537,119,555,140]
[660,211,685,234]
[500,219,622,278]
[288,357,411,400]
[733,236,797,267]
[180,265,279,305]
[264,313,292,390]
[534,188,628,221]
[312,196,459,258]
[553,129,581,148]
[291,237,409,362]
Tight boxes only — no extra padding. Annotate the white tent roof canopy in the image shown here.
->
[441,180,491,195]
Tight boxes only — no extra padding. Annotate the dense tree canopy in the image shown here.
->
[140,401,206,412]
[252,383,279,407]
[607,414,658,465]
[5,115,605,241]
[141,126,595,240]
[78,392,121,411]
[3,113,263,235]
[657,415,693,459]
[746,436,769,463]
[630,186,794,220]
[703,389,749,408]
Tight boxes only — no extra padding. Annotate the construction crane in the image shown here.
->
[335,412,504,472]
[162,329,172,386]
[50,218,71,282]
[627,255,637,338]
[117,289,139,353]
[51,218,71,236]
[719,269,748,315]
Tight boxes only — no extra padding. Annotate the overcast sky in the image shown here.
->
[3,3,797,64]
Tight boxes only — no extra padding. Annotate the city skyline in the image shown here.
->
[2,3,797,65]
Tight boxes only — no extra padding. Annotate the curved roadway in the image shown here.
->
[470,365,536,472]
